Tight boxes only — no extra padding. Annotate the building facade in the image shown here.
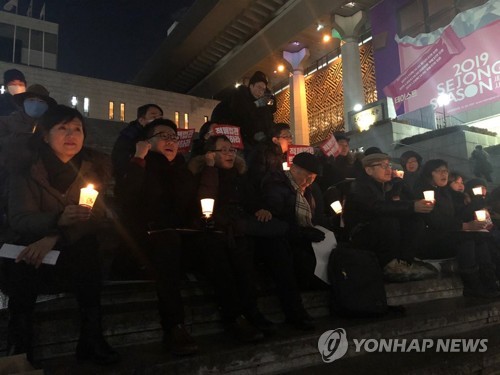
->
[0,61,218,130]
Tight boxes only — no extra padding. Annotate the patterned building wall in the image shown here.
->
[275,41,377,145]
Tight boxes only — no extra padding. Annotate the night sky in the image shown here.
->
[9,0,194,83]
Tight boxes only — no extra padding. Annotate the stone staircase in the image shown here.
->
[2,266,500,374]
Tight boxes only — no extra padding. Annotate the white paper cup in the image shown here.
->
[79,184,99,208]
[201,198,215,218]
[423,190,435,201]
[472,187,483,195]
[330,200,342,214]
[475,210,487,221]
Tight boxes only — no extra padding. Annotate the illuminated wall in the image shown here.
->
[275,41,377,144]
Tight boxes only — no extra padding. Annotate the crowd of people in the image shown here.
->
[0,68,499,367]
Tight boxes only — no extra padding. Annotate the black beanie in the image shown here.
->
[293,152,319,174]
[249,71,268,86]
[4,69,26,86]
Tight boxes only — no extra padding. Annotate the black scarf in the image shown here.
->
[40,143,83,194]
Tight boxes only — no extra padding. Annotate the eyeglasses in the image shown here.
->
[214,148,237,154]
[149,132,180,142]
[433,168,449,174]
[370,163,392,170]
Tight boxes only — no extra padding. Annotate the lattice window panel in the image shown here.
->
[274,88,290,125]
[274,41,377,145]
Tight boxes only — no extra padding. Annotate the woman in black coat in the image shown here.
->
[5,105,119,365]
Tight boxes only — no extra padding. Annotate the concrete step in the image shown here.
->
[38,296,500,374]
[0,275,465,361]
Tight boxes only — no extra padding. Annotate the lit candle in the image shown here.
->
[200,198,215,218]
[330,200,342,214]
[472,187,483,196]
[423,190,435,202]
[79,184,99,208]
[282,162,290,171]
[475,210,486,221]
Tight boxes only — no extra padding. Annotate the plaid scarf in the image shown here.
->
[285,170,313,227]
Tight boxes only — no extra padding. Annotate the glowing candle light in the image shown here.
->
[201,198,215,218]
[79,184,99,208]
[423,190,435,202]
[330,200,343,214]
[475,210,486,221]
[472,187,483,196]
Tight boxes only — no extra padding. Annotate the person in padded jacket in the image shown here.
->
[189,136,315,331]
[117,119,271,353]
[4,105,119,365]
[343,152,435,282]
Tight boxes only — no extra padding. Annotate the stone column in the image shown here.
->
[283,48,310,145]
[332,11,367,131]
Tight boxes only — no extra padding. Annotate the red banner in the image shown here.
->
[212,125,244,149]
[320,134,340,157]
[287,145,315,167]
[177,128,195,154]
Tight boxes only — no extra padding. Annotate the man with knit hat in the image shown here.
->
[0,69,27,116]
[0,84,56,141]
[0,83,56,232]
[343,152,436,282]
[211,70,275,150]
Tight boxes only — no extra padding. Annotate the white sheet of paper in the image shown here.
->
[0,243,60,265]
[311,225,337,285]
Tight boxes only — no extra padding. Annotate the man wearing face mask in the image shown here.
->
[0,69,27,116]
[0,84,56,232]
[0,84,56,140]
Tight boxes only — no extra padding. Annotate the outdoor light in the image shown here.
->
[83,97,90,114]
[316,24,324,31]
[71,96,78,107]
[79,184,99,209]
[322,34,331,43]
[330,201,342,214]
[437,93,451,106]
[0,85,5,94]
[234,82,241,88]
[277,64,285,72]
[201,198,215,218]
[475,210,486,221]
[353,103,363,111]
[423,190,435,202]
[437,93,450,127]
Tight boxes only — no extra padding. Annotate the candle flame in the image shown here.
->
[86,184,94,189]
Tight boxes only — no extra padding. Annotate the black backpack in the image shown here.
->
[328,243,389,317]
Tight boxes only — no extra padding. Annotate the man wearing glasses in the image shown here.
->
[343,152,436,282]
